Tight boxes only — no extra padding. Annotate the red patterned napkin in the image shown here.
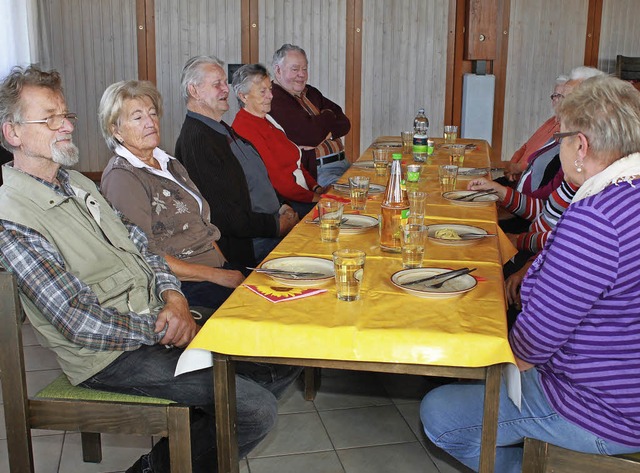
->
[243,284,328,303]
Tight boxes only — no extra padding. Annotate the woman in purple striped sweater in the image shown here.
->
[421,75,640,472]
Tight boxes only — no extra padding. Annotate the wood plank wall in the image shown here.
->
[38,0,138,172]
[257,0,347,119]
[35,0,640,171]
[154,0,242,154]
[360,0,449,155]
[500,0,588,162]
[598,0,640,74]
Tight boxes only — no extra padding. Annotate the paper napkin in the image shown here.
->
[244,284,328,303]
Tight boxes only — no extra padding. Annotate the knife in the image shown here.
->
[403,268,476,287]
[247,267,326,277]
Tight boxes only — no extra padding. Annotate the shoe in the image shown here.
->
[126,453,153,473]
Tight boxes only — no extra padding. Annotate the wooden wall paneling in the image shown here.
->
[465,0,498,60]
[451,0,471,128]
[360,0,449,155]
[500,0,588,162]
[153,0,242,154]
[584,0,603,67]
[345,0,363,161]
[489,0,511,164]
[598,0,640,74]
[444,0,458,126]
[39,0,139,172]
[257,0,347,119]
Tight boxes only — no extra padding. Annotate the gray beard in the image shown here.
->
[52,141,79,167]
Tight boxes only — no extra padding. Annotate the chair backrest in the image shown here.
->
[522,438,640,473]
[0,270,35,471]
[616,55,640,81]
[0,269,193,473]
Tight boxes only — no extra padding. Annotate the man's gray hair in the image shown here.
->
[272,44,307,70]
[558,75,640,163]
[569,66,606,81]
[0,65,64,152]
[232,64,270,108]
[180,55,225,104]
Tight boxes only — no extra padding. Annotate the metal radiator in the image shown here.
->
[461,73,495,145]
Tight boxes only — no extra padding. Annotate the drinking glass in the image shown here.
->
[407,190,427,224]
[318,201,343,242]
[449,144,466,167]
[349,176,370,210]
[333,249,366,301]
[401,131,414,155]
[444,125,458,144]
[401,224,428,269]
[372,148,389,177]
[438,165,459,193]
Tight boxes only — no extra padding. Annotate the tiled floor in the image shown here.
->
[1,322,472,473]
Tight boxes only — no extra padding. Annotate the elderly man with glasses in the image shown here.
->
[0,65,284,473]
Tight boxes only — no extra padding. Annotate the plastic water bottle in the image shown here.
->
[412,108,429,162]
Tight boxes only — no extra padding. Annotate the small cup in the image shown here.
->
[401,224,428,269]
[349,175,370,210]
[427,139,435,156]
[438,165,459,194]
[318,201,344,242]
[333,249,366,301]
[407,190,427,224]
[372,148,389,177]
[401,131,414,155]
[444,125,458,144]
[449,144,466,167]
[406,164,421,183]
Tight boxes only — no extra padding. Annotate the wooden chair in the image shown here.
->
[616,55,640,81]
[522,438,640,472]
[0,270,192,473]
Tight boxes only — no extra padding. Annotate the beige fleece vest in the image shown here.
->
[0,167,163,384]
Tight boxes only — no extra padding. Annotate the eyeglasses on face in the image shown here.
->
[18,112,78,131]
[553,131,581,144]
[550,93,565,101]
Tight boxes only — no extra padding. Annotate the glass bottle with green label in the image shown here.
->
[379,153,410,252]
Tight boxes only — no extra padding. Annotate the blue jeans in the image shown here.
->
[420,369,639,473]
[252,236,281,264]
[317,159,350,187]
[80,344,300,473]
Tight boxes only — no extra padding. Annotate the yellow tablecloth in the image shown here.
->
[182,138,517,370]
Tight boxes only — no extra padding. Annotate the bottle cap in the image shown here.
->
[392,153,402,160]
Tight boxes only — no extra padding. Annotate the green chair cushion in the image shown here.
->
[36,374,174,405]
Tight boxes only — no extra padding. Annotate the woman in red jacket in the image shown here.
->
[231,63,325,217]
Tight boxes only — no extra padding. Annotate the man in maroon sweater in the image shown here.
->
[269,44,351,187]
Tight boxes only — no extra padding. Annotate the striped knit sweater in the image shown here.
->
[502,180,579,252]
[509,178,640,446]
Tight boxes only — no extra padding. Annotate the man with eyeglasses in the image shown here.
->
[0,65,280,473]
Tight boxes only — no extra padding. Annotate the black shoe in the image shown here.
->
[126,453,153,473]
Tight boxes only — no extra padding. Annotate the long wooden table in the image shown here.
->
[178,137,518,473]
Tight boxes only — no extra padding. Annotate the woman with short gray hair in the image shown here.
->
[231,63,324,217]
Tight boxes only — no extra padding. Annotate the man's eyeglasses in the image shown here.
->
[550,93,564,101]
[553,131,581,144]
[18,113,78,131]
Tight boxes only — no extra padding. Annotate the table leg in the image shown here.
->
[213,353,239,473]
[478,364,502,473]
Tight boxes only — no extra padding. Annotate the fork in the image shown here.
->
[457,190,497,201]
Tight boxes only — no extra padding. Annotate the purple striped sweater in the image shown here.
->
[509,179,640,446]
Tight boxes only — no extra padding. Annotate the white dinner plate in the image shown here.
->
[352,160,375,168]
[427,224,488,246]
[332,182,386,195]
[456,167,489,179]
[310,214,379,234]
[260,257,334,287]
[442,190,499,206]
[391,267,477,299]
[373,141,402,149]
